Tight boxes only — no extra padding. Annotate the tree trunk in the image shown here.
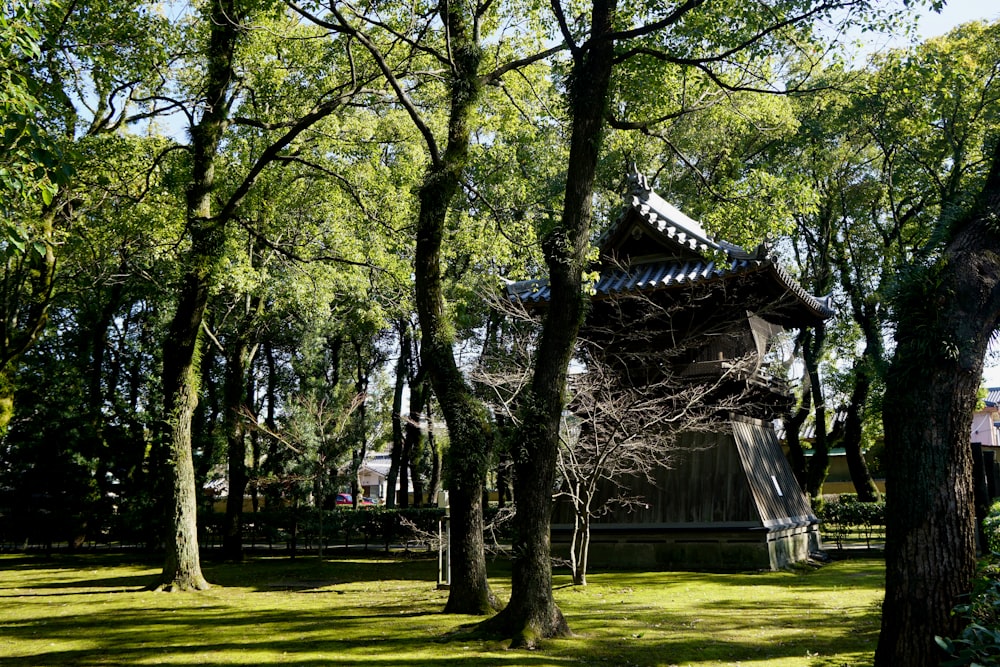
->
[387,325,409,508]
[222,335,252,561]
[156,0,241,591]
[426,414,441,506]
[803,325,829,497]
[843,357,880,502]
[875,142,1000,666]
[577,515,591,587]
[410,0,496,614]
[351,340,370,508]
[833,229,884,502]
[481,0,616,645]
[569,489,591,586]
[398,375,423,508]
[159,272,214,591]
[193,336,220,502]
[410,436,426,507]
[783,376,811,489]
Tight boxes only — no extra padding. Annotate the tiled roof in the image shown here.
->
[597,171,724,255]
[986,387,1000,407]
[362,452,392,477]
[506,170,834,321]
[507,256,834,319]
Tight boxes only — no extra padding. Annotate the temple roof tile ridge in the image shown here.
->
[505,169,835,322]
[619,170,723,256]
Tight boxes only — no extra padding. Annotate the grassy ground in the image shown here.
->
[0,552,883,666]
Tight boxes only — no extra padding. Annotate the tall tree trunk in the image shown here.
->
[783,377,811,489]
[156,0,241,591]
[843,356,880,501]
[159,270,215,591]
[834,234,883,502]
[411,0,497,614]
[387,325,410,508]
[482,0,617,645]
[875,142,1000,666]
[803,326,829,497]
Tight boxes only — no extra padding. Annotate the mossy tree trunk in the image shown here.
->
[481,0,617,646]
[875,141,1000,666]
[409,0,498,614]
[157,0,242,591]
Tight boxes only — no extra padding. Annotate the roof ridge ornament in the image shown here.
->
[628,165,650,192]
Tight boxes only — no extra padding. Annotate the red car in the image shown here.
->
[334,493,374,506]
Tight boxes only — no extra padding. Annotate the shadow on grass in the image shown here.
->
[0,605,574,667]
[0,553,883,666]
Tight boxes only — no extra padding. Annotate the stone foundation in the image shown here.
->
[552,523,821,572]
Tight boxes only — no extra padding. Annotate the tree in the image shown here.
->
[868,20,1000,665]
[0,0,174,431]
[875,134,1000,667]
[556,354,762,585]
[289,0,560,614]
[153,0,375,589]
[483,0,897,646]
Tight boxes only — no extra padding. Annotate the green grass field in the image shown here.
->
[0,552,883,666]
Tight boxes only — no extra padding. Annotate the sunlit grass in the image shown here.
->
[0,552,883,666]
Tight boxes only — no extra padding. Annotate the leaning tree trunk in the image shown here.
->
[834,232,883,502]
[480,0,617,646]
[156,0,241,591]
[842,355,880,502]
[875,142,1000,666]
[783,376,811,488]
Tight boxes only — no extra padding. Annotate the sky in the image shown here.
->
[917,0,1000,38]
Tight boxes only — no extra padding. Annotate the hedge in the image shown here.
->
[813,494,886,549]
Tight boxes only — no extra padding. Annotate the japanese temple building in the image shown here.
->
[507,171,834,571]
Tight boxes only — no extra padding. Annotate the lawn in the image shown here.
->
[0,552,883,666]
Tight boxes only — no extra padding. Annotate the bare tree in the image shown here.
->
[556,355,758,585]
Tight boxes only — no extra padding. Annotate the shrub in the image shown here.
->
[937,560,1000,666]
[982,500,1000,555]
[816,494,885,549]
